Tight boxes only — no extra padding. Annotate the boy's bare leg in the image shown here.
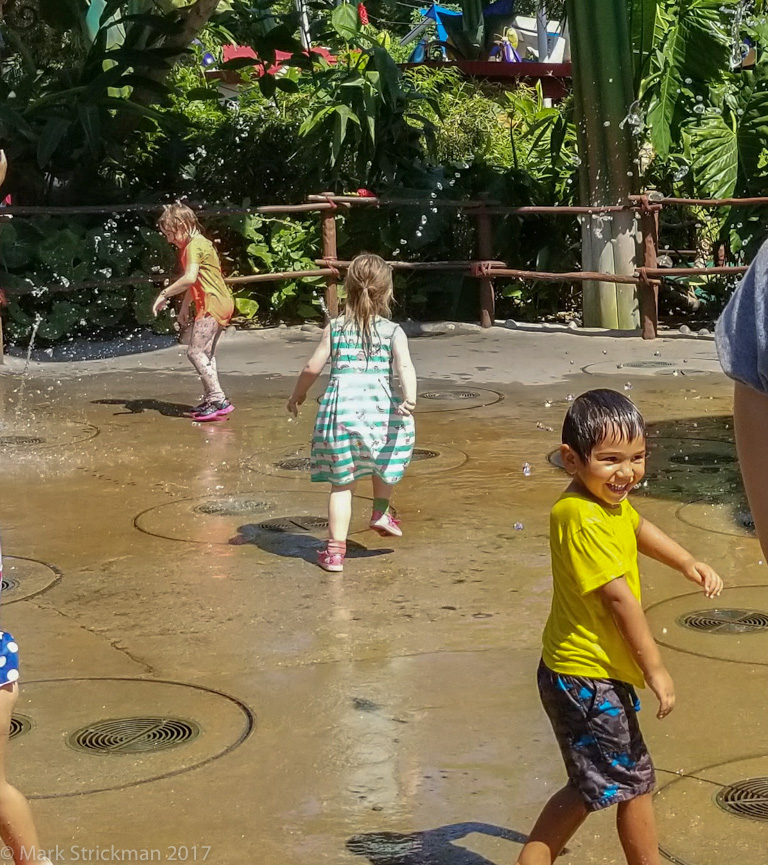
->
[616,793,661,865]
[515,785,588,865]
[733,381,768,561]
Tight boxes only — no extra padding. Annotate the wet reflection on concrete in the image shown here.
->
[1,335,765,865]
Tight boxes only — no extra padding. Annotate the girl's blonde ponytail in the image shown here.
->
[343,253,393,354]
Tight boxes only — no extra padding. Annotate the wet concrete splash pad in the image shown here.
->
[14,678,253,798]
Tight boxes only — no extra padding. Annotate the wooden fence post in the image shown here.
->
[320,192,339,317]
[638,201,659,340]
[475,200,495,328]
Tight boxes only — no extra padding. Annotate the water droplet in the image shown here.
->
[624,382,633,391]
[565,394,575,402]
[522,463,532,477]
[544,400,552,408]
[514,522,524,531]
[602,350,607,355]
[693,103,706,114]
[654,351,661,356]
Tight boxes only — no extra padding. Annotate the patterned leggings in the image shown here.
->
[187,316,225,403]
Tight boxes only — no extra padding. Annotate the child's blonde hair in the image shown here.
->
[157,202,201,238]
[343,253,393,352]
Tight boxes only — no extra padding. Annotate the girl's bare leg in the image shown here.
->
[371,475,395,510]
[0,684,46,865]
[515,785,588,865]
[187,317,225,402]
[734,381,768,561]
[328,483,355,542]
[616,793,661,865]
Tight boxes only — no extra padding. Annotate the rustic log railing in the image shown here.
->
[1,191,759,349]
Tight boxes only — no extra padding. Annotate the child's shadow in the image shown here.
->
[230,523,393,564]
[347,823,528,865]
[92,398,193,418]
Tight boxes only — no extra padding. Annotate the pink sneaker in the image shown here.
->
[370,511,402,537]
[317,546,345,572]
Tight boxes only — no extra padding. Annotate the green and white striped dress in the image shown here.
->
[311,316,415,486]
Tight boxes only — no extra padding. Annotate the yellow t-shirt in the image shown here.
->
[542,491,645,688]
[182,235,234,327]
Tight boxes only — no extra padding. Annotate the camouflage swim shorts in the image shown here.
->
[537,659,656,811]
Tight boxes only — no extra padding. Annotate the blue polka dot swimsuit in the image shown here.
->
[0,540,20,686]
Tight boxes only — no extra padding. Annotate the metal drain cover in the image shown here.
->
[274,457,311,471]
[411,449,439,461]
[678,609,768,634]
[716,778,768,822]
[258,516,329,533]
[10,715,31,739]
[0,435,45,446]
[623,361,675,369]
[421,391,480,400]
[194,498,271,516]
[68,717,201,754]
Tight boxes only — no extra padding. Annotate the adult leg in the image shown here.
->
[515,785,588,865]
[0,684,46,865]
[616,793,661,865]
[187,317,225,403]
[734,381,768,561]
[328,482,355,542]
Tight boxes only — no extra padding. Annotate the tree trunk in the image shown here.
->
[567,0,639,330]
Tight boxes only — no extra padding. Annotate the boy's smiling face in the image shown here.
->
[561,430,647,507]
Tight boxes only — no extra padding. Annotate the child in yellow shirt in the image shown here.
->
[515,389,723,865]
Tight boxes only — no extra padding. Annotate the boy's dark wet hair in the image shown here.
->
[562,389,646,462]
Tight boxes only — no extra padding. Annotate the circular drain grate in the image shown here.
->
[194,498,271,516]
[0,435,45,446]
[68,717,201,755]
[421,391,480,400]
[411,448,439,461]
[258,516,329,533]
[1,578,18,594]
[274,457,311,471]
[677,609,768,634]
[716,778,768,821]
[623,361,675,369]
[10,715,31,740]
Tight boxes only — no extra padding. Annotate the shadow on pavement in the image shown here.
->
[347,823,528,865]
[92,398,193,417]
[230,526,392,563]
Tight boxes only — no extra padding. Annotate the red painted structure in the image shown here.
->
[401,60,572,100]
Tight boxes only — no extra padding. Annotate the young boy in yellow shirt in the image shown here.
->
[515,389,723,865]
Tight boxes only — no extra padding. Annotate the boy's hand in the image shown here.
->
[286,394,305,417]
[647,667,675,719]
[682,561,723,598]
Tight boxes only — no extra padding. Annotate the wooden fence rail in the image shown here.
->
[0,191,758,345]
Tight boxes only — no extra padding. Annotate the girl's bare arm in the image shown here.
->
[286,326,332,415]
[392,327,417,414]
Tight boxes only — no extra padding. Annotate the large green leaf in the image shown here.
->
[646,0,736,158]
[36,117,71,169]
[628,0,658,83]
[688,115,738,198]
[737,83,768,183]
[332,3,361,40]
[331,104,360,166]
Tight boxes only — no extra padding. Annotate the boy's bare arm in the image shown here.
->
[636,517,723,598]
[598,577,675,719]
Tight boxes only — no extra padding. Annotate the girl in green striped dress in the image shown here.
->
[287,254,417,572]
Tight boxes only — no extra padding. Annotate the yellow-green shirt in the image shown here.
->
[182,234,234,327]
[542,491,644,688]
